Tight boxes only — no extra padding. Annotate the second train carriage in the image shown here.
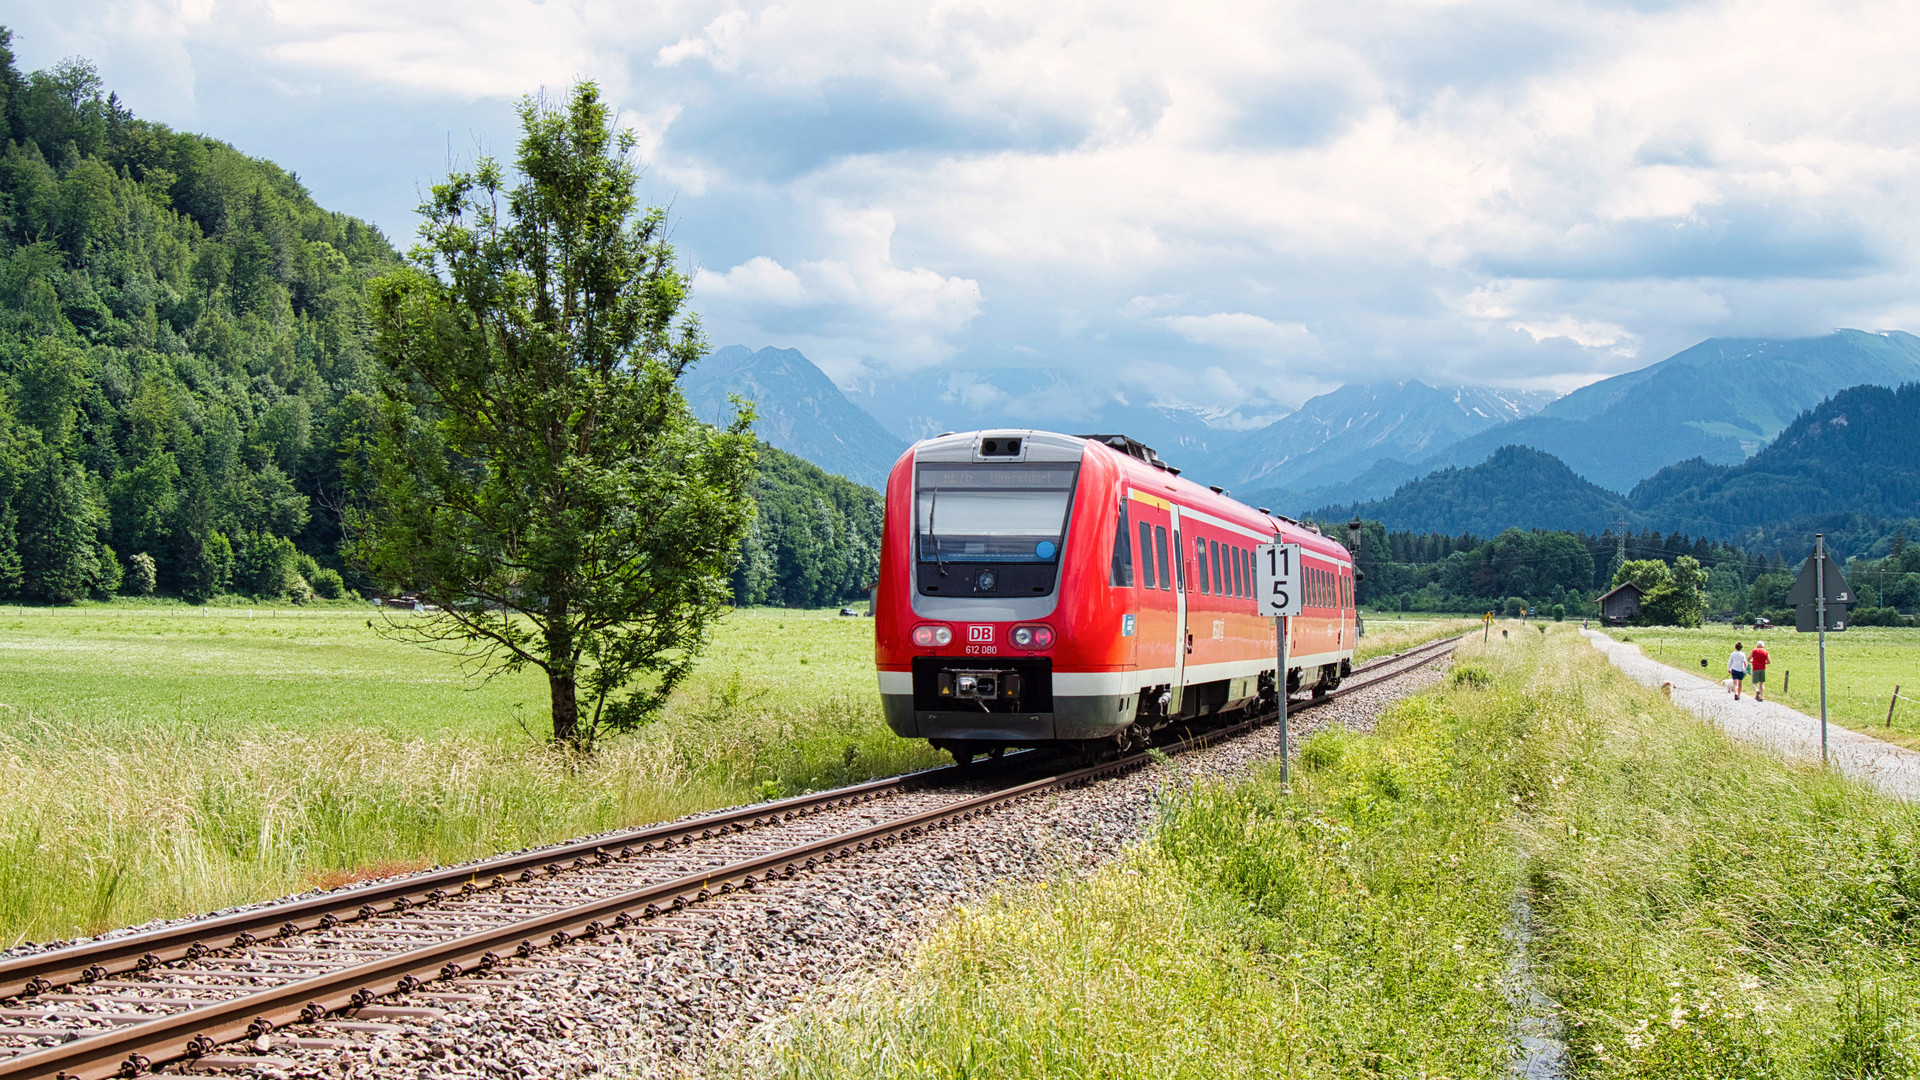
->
[873,429,1357,761]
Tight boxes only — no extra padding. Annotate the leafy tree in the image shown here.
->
[1611,558,1671,592]
[1639,555,1707,627]
[356,82,756,746]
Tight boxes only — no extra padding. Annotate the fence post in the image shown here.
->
[1889,685,1902,729]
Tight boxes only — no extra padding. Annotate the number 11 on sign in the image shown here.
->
[1255,542,1303,789]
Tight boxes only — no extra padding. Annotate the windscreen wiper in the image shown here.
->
[928,486,947,576]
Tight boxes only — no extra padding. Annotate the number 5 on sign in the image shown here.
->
[1255,542,1303,617]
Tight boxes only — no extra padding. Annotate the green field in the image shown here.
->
[748,630,1920,1079]
[0,604,937,945]
[0,604,1476,946]
[1607,625,1920,750]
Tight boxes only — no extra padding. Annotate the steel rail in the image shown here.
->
[6,633,1459,1080]
[0,766,952,1000]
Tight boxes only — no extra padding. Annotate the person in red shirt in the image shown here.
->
[1749,640,1771,701]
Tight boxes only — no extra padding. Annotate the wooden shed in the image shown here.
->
[1597,581,1645,625]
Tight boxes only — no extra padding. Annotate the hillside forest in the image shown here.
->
[0,39,875,609]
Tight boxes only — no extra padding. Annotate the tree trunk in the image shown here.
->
[550,668,580,745]
[545,598,579,745]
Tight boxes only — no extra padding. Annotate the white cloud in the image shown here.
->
[23,0,1920,415]
[693,208,982,377]
[1158,312,1315,355]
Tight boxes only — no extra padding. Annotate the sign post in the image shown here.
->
[1256,541,1304,788]
[1786,533,1854,765]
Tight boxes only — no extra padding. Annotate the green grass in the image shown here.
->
[741,629,1920,1079]
[744,636,1532,1080]
[1355,614,1482,663]
[1531,631,1920,1078]
[1608,624,1920,750]
[0,605,940,944]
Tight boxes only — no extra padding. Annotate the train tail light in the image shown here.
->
[912,624,954,647]
[1010,624,1055,649]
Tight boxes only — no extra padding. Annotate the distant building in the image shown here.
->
[1598,581,1646,625]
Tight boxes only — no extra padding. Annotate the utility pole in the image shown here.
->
[1817,533,1829,765]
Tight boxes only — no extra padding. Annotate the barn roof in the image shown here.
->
[1596,581,1647,603]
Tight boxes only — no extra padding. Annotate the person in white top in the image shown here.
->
[1727,642,1748,700]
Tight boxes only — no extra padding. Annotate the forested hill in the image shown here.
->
[1314,383,1920,559]
[1313,445,1631,537]
[1629,382,1920,547]
[0,33,398,602]
[732,443,882,607]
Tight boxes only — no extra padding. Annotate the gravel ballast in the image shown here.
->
[188,659,1448,1080]
[1583,629,1920,802]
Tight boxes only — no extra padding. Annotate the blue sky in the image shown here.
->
[13,0,1920,435]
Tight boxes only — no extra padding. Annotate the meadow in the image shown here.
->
[0,604,937,945]
[1354,613,1482,662]
[0,604,1475,946]
[1607,624,1920,750]
[748,628,1920,1079]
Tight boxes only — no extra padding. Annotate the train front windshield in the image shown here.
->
[916,462,1080,563]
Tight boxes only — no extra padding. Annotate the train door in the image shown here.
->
[1170,506,1189,713]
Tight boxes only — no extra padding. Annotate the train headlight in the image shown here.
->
[1011,624,1054,649]
[912,624,953,647]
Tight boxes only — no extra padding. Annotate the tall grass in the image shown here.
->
[743,629,1920,1079]
[1524,635,1920,1077]
[0,608,941,945]
[1354,615,1482,663]
[747,637,1532,1079]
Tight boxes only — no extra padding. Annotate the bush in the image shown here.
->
[1849,605,1909,627]
[1503,596,1526,616]
[232,533,304,599]
[1450,664,1494,689]
[1551,603,1566,621]
[309,567,348,600]
[123,551,157,596]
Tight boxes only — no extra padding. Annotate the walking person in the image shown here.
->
[1749,640,1770,702]
[1727,641,1749,700]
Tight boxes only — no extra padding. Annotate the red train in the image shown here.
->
[874,430,1358,762]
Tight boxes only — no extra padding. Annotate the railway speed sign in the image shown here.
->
[1254,542,1303,617]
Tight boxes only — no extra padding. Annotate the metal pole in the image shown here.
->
[1817,533,1829,765]
[1277,615,1290,789]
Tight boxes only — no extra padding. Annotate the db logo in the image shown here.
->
[968,625,994,643]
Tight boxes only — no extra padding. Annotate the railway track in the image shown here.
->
[1,633,1459,1080]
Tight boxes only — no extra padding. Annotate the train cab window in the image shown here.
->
[1154,525,1170,590]
[1195,536,1210,594]
[1110,502,1134,588]
[1137,522,1155,589]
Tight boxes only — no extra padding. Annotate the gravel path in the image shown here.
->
[1583,629,1920,802]
[189,662,1447,1080]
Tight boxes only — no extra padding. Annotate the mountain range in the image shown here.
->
[1316,382,1920,554]
[1198,381,1555,497]
[687,329,1920,551]
[682,346,906,489]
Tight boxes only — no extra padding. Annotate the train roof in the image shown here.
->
[902,428,1352,565]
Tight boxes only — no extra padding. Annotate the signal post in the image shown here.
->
[1256,540,1304,787]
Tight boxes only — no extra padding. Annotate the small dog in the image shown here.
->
[1661,681,1675,700]
[1719,678,1737,692]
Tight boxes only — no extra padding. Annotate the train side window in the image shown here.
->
[1234,547,1245,598]
[1137,521,1156,589]
[1109,502,1135,588]
[1154,525,1170,591]
[1195,536,1210,594]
